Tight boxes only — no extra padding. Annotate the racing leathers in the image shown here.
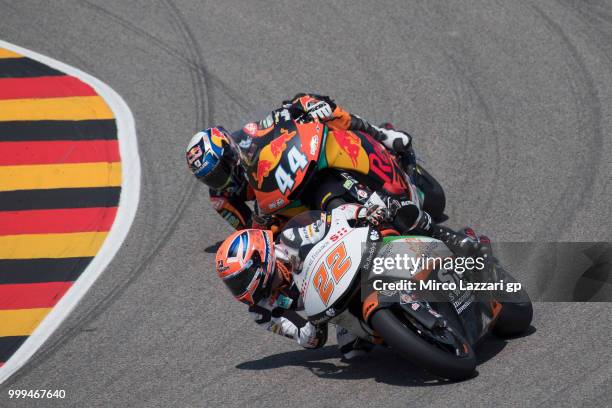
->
[276,93,412,153]
[208,93,414,230]
[247,204,384,358]
[209,183,255,230]
[247,204,488,357]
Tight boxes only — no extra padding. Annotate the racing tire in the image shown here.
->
[370,309,477,381]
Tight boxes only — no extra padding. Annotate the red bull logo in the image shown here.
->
[252,159,273,189]
[251,128,296,189]
[210,127,228,147]
[334,130,362,166]
[269,128,296,157]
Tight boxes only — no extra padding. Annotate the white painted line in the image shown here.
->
[0,40,141,384]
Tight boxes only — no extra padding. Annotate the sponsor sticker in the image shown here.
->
[239,138,252,149]
[310,136,319,155]
[217,260,230,273]
[400,292,412,305]
[187,145,203,165]
[379,289,397,297]
[243,122,258,135]
[210,197,224,211]
[268,198,285,210]
[275,294,293,309]
[343,179,355,189]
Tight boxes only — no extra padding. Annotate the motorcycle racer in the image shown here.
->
[186,93,415,230]
[215,204,389,358]
[215,203,490,359]
[185,126,255,229]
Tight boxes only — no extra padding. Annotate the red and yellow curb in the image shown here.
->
[0,47,123,367]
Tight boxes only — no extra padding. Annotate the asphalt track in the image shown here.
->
[1,1,611,406]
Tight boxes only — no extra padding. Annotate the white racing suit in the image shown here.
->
[247,204,372,359]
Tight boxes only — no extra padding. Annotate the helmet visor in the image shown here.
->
[223,253,263,303]
[198,155,233,190]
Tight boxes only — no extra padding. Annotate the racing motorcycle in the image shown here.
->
[286,206,533,381]
[231,117,445,227]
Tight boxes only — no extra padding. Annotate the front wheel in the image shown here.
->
[492,268,534,337]
[412,165,446,222]
[370,308,476,381]
[493,288,533,337]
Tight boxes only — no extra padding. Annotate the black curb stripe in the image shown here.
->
[0,57,64,78]
[0,187,121,211]
[0,258,92,284]
[0,120,117,141]
[0,336,28,362]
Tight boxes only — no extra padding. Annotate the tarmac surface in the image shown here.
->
[1,1,611,406]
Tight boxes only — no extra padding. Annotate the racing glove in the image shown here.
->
[307,100,334,122]
[357,205,393,228]
[429,225,492,260]
[364,192,431,232]
[288,94,338,123]
[348,114,413,153]
[297,321,328,349]
[251,203,281,231]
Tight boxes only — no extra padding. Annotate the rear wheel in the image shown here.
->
[370,308,476,380]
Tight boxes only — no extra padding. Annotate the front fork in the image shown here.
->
[361,289,466,351]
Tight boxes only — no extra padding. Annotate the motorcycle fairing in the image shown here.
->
[293,208,370,318]
[321,129,409,195]
[362,236,499,345]
[244,120,415,215]
[241,120,325,213]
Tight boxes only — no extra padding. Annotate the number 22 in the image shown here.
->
[312,243,352,305]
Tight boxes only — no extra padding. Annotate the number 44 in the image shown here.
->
[275,146,308,194]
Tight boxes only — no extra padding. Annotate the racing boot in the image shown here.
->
[379,122,416,168]
[430,225,492,261]
[336,326,374,360]
[369,191,486,259]
[399,204,488,260]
